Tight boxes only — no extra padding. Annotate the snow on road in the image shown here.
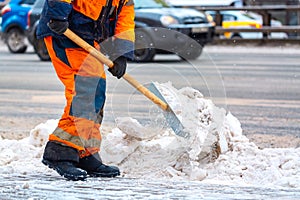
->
[0,83,299,199]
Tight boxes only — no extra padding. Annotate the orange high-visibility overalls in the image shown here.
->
[43,0,135,158]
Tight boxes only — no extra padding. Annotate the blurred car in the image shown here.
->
[0,0,35,53]
[207,10,288,39]
[0,15,2,34]
[26,0,48,60]
[0,0,9,35]
[246,11,288,39]
[0,0,10,10]
[28,0,215,61]
[133,0,215,61]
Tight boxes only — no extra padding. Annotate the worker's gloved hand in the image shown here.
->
[48,19,69,35]
[108,56,127,79]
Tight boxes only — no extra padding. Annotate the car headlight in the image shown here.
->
[206,13,216,26]
[160,15,179,26]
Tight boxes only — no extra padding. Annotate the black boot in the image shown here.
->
[77,153,120,177]
[42,141,87,181]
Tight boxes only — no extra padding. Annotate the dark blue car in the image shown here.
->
[28,0,215,62]
[0,0,35,53]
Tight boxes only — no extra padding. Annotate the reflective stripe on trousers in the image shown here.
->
[44,36,106,158]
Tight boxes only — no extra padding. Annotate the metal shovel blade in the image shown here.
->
[147,83,190,138]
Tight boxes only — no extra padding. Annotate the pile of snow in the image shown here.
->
[0,83,299,188]
[0,120,58,175]
[101,82,228,180]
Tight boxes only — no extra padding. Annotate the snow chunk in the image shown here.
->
[116,117,157,140]
[28,119,58,147]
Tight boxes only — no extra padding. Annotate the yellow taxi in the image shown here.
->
[207,10,287,39]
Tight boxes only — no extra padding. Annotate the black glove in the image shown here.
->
[108,56,127,79]
[47,19,69,35]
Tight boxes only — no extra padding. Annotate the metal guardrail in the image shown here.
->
[216,26,300,34]
[178,5,300,43]
[194,5,300,11]
[194,5,300,27]
[211,38,300,45]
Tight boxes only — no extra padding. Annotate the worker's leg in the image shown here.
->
[41,36,119,180]
[44,36,106,154]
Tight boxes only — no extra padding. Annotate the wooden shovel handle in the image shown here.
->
[63,28,169,111]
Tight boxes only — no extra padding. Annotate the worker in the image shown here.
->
[36,0,135,181]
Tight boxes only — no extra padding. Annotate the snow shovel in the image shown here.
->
[63,28,190,138]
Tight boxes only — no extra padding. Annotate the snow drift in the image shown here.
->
[0,82,299,188]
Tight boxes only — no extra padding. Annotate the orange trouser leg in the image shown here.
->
[44,36,106,158]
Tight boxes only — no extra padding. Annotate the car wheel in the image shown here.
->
[134,30,155,62]
[178,40,203,60]
[34,39,50,61]
[6,28,27,53]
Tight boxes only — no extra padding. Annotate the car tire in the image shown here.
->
[178,40,203,60]
[6,28,27,53]
[34,39,50,61]
[133,30,155,62]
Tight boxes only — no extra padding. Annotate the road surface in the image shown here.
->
[0,42,299,147]
[0,42,299,199]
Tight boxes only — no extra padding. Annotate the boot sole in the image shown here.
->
[42,159,87,181]
[88,171,121,178]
